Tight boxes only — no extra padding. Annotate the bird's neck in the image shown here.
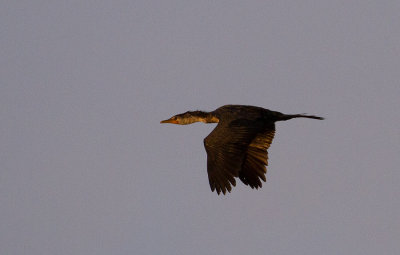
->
[185,111,219,124]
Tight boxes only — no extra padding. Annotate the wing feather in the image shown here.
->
[239,127,275,189]
[204,119,275,194]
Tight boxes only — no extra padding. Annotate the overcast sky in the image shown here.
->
[1,1,399,255]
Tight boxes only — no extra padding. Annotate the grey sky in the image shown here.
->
[1,1,399,254]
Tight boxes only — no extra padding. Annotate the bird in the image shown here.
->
[160,104,323,195]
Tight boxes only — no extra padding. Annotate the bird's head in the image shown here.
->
[160,111,213,125]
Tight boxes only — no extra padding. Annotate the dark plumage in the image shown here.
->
[161,104,323,195]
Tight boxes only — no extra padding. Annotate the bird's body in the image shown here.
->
[161,105,323,195]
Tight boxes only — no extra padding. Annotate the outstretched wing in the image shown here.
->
[239,126,275,189]
[204,119,273,195]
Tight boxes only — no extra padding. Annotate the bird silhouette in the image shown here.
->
[161,105,323,195]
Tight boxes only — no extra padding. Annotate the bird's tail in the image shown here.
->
[279,114,324,121]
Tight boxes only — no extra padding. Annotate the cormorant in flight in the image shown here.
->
[161,105,323,195]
